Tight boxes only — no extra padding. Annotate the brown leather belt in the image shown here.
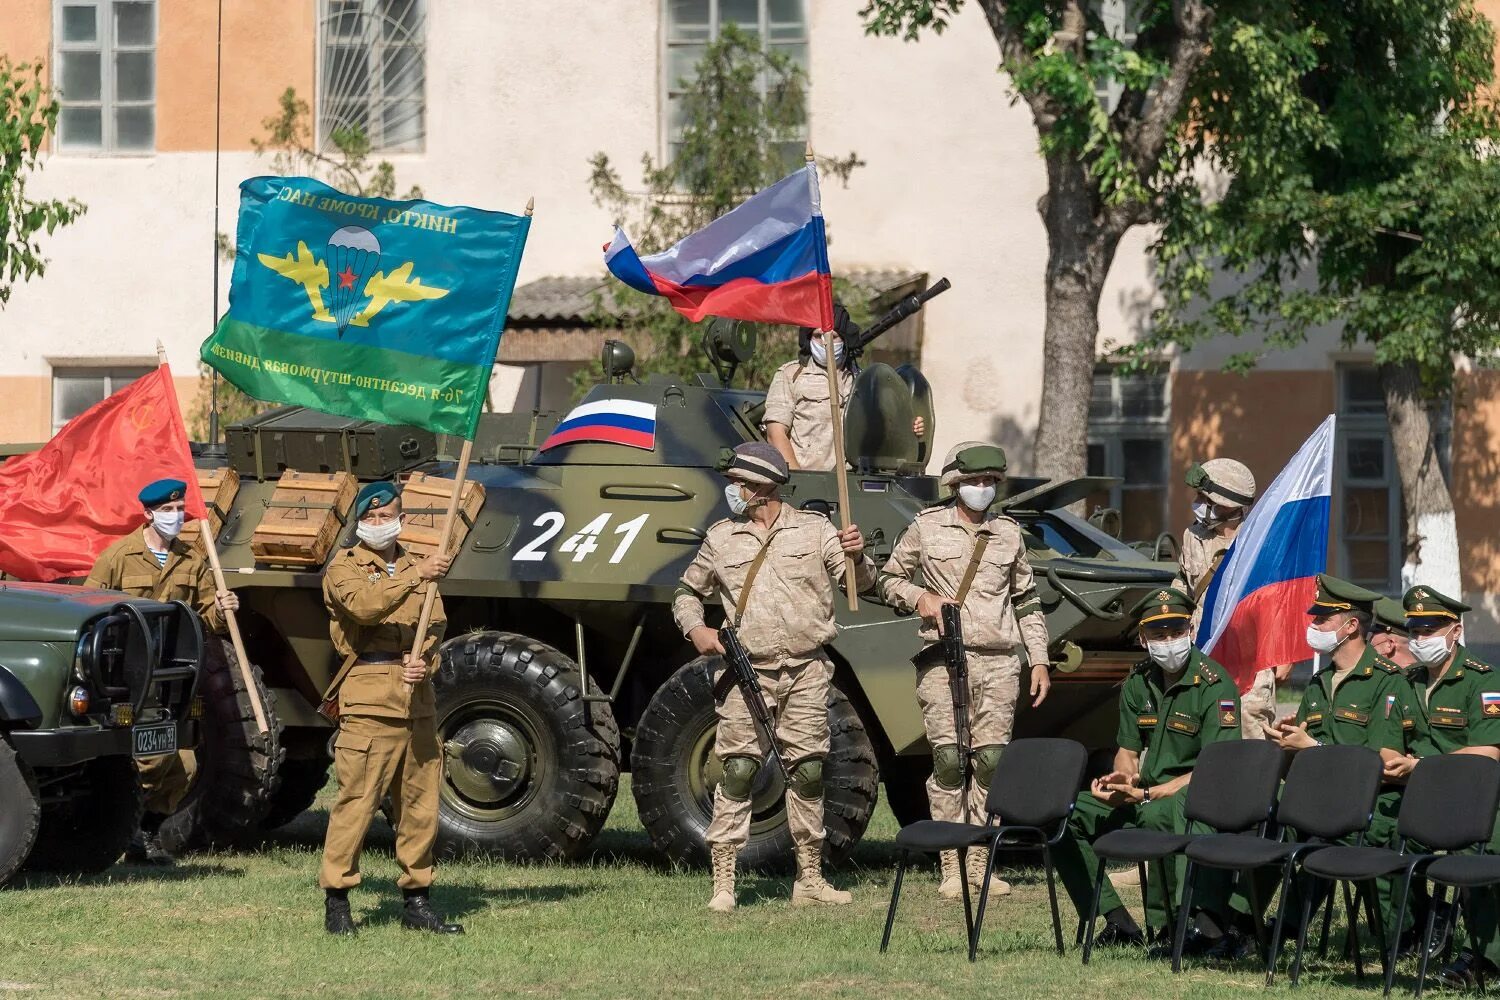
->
[356,653,401,664]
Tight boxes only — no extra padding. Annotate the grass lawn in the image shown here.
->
[0,777,1427,999]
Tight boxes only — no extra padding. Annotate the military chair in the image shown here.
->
[880,738,1088,962]
[1172,744,1384,983]
[1079,738,1286,965]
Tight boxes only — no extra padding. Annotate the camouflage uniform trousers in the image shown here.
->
[706,655,833,850]
[136,749,197,815]
[1240,667,1278,740]
[319,713,441,891]
[915,650,1021,822]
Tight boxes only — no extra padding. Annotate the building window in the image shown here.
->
[53,0,156,152]
[1337,364,1404,591]
[51,365,153,433]
[317,0,426,154]
[663,0,808,163]
[1086,364,1171,544]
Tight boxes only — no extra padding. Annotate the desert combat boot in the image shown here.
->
[792,844,852,906]
[708,844,737,912]
[967,846,1010,897]
[938,850,965,900]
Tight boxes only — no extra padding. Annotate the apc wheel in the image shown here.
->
[630,657,879,872]
[0,737,40,886]
[161,639,285,851]
[27,756,141,874]
[432,632,620,862]
[258,749,331,832]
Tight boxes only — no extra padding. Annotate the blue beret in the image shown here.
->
[354,481,399,520]
[139,478,187,508]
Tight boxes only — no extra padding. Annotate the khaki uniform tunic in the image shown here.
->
[319,542,447,891]
[761,359,855,471]
[85,528,226,815]
[877,502,1051,823]
[672,503,876,850]
[1175,522,1275,739]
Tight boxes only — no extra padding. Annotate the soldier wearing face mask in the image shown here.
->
[878,441,1052,900]
[317,481,463,936]
[84,478,239,865]
[1051,587,1242,952]
[1176,458,1280,739]
[761,303,924,471]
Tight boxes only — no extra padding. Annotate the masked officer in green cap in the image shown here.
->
[1383,586,1500,989]
[1052,587,1242,951]
[1266,574,1418,947]
[878,441,1052,901]
[1370,597,1417,669]
[318,480,463,936]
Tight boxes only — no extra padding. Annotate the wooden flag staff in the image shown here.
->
[405,194,535,681]
[156,341,270,736]
[806,145,859,612]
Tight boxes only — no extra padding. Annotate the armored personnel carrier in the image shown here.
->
[186,289,1176,867]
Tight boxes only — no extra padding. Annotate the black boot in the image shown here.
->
[402,889,464,935]
[139,812,174,867]
[325,889,357,936]
[1437,951,1499,989]
[1095,907,1145,948]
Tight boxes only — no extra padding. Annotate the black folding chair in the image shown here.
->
[1173,744,1384,983]
[880,738,1088,962]
[1296,753,1500,997]
[1080,739,1286,964]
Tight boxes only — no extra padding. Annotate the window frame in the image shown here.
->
[52,0,157,154]
[660,0,809,163]
[1086,362,1172,544]
[50,364,155,433]
[315,0,427,155]
[1334,362,1404,591]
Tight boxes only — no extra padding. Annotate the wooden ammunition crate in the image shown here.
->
[197,466,241,534]
[250,470,356,567]
[397,471,486,559]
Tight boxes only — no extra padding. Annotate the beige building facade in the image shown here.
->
[3,1,1498,646]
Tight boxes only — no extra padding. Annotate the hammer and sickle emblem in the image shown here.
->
[128,403,156,431]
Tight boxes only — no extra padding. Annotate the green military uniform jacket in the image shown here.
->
[1117,648,1243,787]
[1402,646,1500,756]
[1295,644,1410,753]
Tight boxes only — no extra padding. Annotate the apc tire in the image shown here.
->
[258,749,332,832]
[26,756,140,875]
[432,632,620,862]
[0,736,40,886]
[630,657,879,872]
[161,639,285,851]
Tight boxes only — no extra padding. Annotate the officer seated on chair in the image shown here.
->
[1052,587,1242,954]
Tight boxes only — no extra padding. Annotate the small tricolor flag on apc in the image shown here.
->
[1199,415,1336,693]
[539,400,657,452]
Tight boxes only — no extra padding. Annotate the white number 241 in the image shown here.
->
[513,512,649,565]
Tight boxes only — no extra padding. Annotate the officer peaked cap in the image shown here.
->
[1403,585,1470,627]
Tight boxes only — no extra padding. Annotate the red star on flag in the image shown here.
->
[337,266,357,290]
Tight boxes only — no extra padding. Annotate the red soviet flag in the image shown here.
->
[0,364,207,581]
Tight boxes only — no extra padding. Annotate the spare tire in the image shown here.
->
[631,656,879,871]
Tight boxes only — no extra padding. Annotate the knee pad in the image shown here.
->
[721,755,761,801]
[789,757,824,799]
[972,745,1004,790]
[931,744,963,790]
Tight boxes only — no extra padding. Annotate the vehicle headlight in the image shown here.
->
[112,703,133,726]
[73,634,89,682]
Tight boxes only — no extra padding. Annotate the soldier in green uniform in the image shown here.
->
[1387,587,1500,989]
[1052,587,1242,950]
[1370,597,1416,670]
[1267,574,1416,946]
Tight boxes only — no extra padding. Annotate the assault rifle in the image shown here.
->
[940,602,973,823]
[713,624,794,784]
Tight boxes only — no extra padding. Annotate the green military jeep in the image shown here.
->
[0,583,201,885]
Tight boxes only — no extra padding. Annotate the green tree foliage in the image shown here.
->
[582,25,865,396]
[0,57,84,308]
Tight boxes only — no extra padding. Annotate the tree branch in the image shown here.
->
[975,0,1064,132]
[1119,0,1213,189]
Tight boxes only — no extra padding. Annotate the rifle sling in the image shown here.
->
[729,531,777,629]
[1191,549,1227,604]
[321,651,361,705]
[953,531,990,607]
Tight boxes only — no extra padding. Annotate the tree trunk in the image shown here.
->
[1031,159,1122,482]
[1379,359,1461,595]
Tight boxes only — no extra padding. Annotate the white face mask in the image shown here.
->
[724,482,749,517]
[1410,630,1457,666]
[150,510,184,540]
[1306,620,1349,655]
[1147,635,1193,673]
[808,338,844,368]
[1191,501,1214,526]
[957,482,997,511]
[356,519,402,550]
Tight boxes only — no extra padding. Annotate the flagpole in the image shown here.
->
[157,341,269,735]
[405,194,534,686]
[805,146,859,612]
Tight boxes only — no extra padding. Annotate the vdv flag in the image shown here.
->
[1199,415,1337,692]
[202,176,530,439]
[603,162,835,330]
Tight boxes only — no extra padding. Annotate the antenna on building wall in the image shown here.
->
[208,0,225,446]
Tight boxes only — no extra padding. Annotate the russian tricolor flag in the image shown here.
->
[603,163,835,331]
[1199,415,1337,692]
[538,400,657,452]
